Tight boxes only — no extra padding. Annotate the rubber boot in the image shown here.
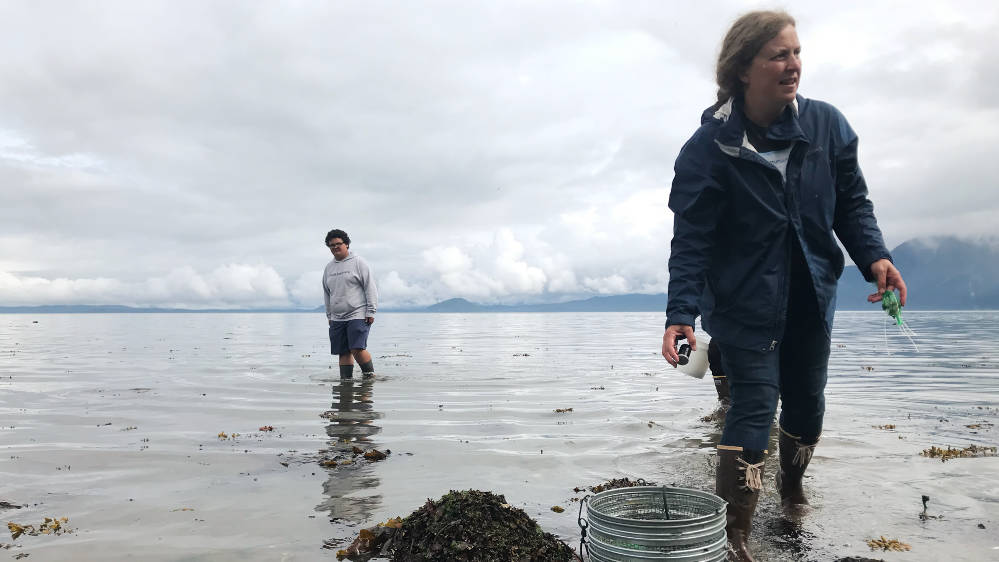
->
[707,342,731,409]
[713,376,731,408]
[775,428,816,509]
[359,360,375,379]
[339,364,354,380]
[716,447,766,562]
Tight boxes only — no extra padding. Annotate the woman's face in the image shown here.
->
[741,24,801,109]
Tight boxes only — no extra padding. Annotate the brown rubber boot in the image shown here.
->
[716,447,766,562]
[775,427,817,508]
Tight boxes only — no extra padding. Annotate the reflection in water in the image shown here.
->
[315,377,383,524]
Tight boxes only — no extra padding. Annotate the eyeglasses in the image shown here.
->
[327,242,345,249]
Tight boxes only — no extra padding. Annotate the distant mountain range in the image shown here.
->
[423,293,667,313]
[424,236,999,312]
[2,237,995,314]
[836,236,999,310]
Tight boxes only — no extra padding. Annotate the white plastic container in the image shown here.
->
[676,336,710,379]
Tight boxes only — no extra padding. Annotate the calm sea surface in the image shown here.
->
[1,311,997,561]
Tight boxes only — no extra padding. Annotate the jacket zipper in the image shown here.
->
[769,140,810,351]
[740,146,791,352]
[769,234,791,352]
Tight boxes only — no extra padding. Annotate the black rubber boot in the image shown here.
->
[339,364,354,380]
[359,360,375,378]
[716,447,766,562]
[707,342,731,408]
[776,428,816,509]
[713,376,731,407]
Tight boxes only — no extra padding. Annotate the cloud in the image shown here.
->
[378,270,434,308]
[583,274,630,294]
[289,271,324,309]
[0,264,293,309]
[492,229,547,294]
[0,271,126,304]
[0,1,996,308]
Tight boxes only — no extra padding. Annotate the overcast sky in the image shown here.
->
[2,1,997,309]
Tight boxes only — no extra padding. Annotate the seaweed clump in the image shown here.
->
[393,490,575,561]
[920,444,997,462]
[574,477,653,494]
[865,536,911,552]
[339,489,576,561]
[7,517,72,539]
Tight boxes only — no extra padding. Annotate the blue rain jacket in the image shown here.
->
[666,95,891,352]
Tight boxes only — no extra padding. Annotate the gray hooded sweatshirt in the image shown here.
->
[323,253,377,322]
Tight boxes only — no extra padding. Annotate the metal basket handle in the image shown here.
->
[577,494,590,559]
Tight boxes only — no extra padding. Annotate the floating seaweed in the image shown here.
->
[573,477,653,494]
[380,517,403,529]
[920,445,997,462]
[553,408,573,414]
[7,517,72,540]
[872,424,896,430]
[319,447,391,469]
[865,536,911,552]
[363,449,388,461]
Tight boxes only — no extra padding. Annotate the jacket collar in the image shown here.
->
[705,95,808,157]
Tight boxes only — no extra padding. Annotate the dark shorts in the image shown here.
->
[329,319,370,355]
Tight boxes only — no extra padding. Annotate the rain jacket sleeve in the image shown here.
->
[665,135,727,328]
[830,111,892,281]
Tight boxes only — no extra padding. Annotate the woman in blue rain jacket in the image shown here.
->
[660,11,907,561]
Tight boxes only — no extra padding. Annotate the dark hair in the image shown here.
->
[325,228,350,247]
[715,11,796,103]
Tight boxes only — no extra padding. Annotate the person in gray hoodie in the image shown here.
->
[323,229,378,379]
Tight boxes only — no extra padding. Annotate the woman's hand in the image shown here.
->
[868,258,907,306]
[662,324,696,367]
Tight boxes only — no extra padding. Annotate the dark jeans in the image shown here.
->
[716,245,831,451]
[716,313,829,451]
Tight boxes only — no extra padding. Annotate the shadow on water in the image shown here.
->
[315,377,383,525]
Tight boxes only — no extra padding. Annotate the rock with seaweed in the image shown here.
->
[338,489,576,561]
[393,490,575,561]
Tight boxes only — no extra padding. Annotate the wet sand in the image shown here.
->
[1,311,997,561]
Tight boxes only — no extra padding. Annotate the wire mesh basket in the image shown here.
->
[578,486,728,561]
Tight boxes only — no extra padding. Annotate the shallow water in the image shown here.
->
[1,311,997,561]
